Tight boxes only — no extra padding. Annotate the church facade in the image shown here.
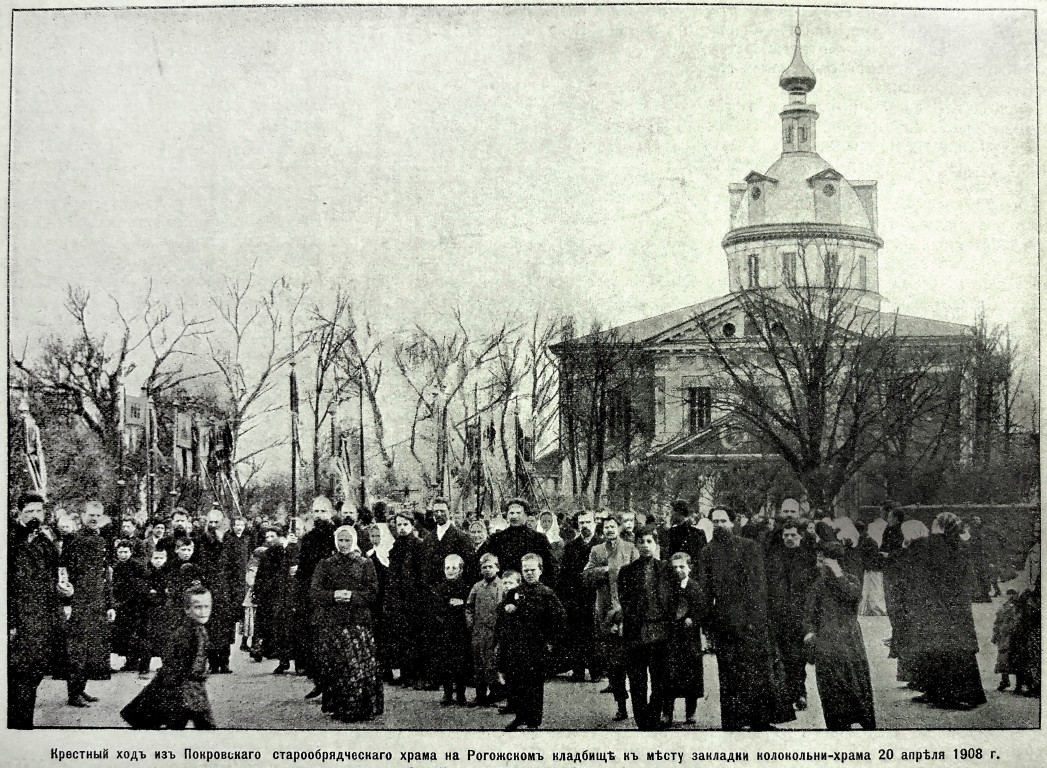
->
[546,27,971,514]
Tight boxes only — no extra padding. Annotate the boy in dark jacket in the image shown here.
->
[433,554,472,705]
[111,541,149,673]
[120,585,215,729]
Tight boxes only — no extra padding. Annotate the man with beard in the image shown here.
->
[382,509,429,688]
[253,526,300,673]
[764,520,818,712]
[9,492,73,728]
[194,509,236,674]
[296,497,337,695]
[664,499,707,564]
[482,499,553,583]
[169,509,195,545]
[422,497,475,587]
[696,508,793,731]
[223,516,252,651]
[560,510,604,683]
[617,529,677,730]
[63,500,116,707]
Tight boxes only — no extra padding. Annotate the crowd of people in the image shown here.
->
[7,490,1041,730]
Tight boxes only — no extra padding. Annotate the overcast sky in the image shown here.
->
[7,4,1039,464]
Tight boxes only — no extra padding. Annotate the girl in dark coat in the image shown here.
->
[804,542,875,730]
[310,526,384,722]
[432,554,472,705]
[111,541,149,672]
[910,513,986,710]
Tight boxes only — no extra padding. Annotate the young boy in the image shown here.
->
[111,540,149,674]
[433,554,471,706]
[992,589,1020,691]
[466,553,504,706]
[120,585,216,729]
[141,546,173,678]
[495,555,566,730]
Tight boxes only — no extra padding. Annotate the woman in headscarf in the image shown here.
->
[803,542,876,730]
[537,511,565,580]
[310,525,384,722]
[892,519,930,686]
[910,513,986,710]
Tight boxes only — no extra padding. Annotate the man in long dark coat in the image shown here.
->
[617,529,677,730]
[9,491,72,728]
[559,510,603,682]
[195,509,236,673]
[765,520,818,711]
[664,499,707,564]
[253,526,299,673]
[382,509,429,688]
[295,497,337,692]
[496,553,566,730]
[422,497,474,586]
[803,542,875,729]
[63,500,115,707]
[481,498,553,583]
[697,508,794,731]
[223,516,252,651]
[879,502,905,656]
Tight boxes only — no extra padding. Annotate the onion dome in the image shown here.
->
[779,25,816,97]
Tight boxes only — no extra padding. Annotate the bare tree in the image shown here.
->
[12,282,211,468]
[700,237,956,510]
[394,308,512,491]
[206,272,306,489]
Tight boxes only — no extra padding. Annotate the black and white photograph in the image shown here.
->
[4,0,1041,756]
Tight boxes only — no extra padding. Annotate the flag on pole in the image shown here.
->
[290,365,302,464]
[125,395,147,427]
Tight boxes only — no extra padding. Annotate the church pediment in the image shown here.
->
[745,171,779,184]
[647,295,742,345]
[649,419,764,460]
[807,167,844,183]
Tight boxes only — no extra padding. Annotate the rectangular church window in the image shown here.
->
[748,254,760,287]
[686,387,712,434]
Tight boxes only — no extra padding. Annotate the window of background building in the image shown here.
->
[858,253,868,290]
[748,254,760,287]
[824,251,838,285]
[686,386,712,434]
[782,251,796,284]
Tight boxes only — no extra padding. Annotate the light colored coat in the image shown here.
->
[583,539,638,635]
[466,577,504,684]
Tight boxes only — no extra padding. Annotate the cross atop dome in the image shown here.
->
[779,17,816,98]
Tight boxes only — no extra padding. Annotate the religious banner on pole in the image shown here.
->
[124,394,147,427]
[175,412,193,449]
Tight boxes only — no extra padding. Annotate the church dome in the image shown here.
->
[728,152,875,232]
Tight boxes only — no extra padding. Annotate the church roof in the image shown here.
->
[556,294,970,351]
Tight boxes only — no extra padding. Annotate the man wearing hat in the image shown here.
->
[9,491,73,727]
[481,498,553,584]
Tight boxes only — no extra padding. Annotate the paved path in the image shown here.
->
[34,594,1038,730]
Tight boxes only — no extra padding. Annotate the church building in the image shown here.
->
[545,25,971,513]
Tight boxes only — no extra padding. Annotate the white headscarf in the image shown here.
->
[539,513,562,545]
[333,524,361,554]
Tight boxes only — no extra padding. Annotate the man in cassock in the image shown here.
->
[765,520,818,711]
[696,508,794,731]
[482,498,553,583]
[295,497,337,690]
[617,528,677,730]
[63,500,115,707]
[9,491,73,728]
[195,509,236,674]
[559,510,603,683]
[382,509,430,688]
[496,553,566,730]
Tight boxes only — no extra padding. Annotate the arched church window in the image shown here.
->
[782,251,796,285]
[748,254,760,287]
[799,126,808,144]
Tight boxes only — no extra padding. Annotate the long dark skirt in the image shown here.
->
[121,678,214,729]
[919,650,986,707]
[814,638,876,729]
[317,624,384,722]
